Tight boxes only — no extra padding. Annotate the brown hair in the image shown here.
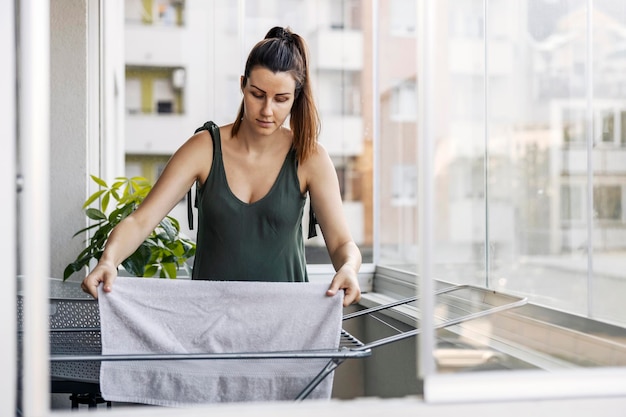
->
[231,26,320,163]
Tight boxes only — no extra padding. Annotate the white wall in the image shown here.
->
[49,0,91,280]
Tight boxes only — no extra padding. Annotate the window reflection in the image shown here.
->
[375,0,626,372]
[125,0,185,26]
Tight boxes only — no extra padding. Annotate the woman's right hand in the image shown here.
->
[81,261,118,299]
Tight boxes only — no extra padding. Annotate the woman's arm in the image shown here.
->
[81,131,213,298]
[301,144,362,307]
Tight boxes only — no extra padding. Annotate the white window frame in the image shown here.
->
[1,1,17,416]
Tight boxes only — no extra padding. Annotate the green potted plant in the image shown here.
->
[64,175,196,280]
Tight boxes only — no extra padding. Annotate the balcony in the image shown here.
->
[125,24,186,66]
[125,113,191,154]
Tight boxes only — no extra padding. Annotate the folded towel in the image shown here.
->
[98,278,343,406]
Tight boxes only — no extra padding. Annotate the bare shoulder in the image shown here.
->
[218,123,235,141]
[299,142,337,190]
[180,121,232,157]
[164,124,223,185]
[173,131,210,164]
[300,142,333,173]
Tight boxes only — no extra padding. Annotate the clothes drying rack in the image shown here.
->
[17,278,527,408]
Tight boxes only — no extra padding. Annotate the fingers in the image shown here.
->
[102,274,116,293]
[81,278,100,299]
[343,286,361,306]
[326,274,361,307]
[81,264,117,299]
[325,280,341,297]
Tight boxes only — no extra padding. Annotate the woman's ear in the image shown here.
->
[240,75,246,91]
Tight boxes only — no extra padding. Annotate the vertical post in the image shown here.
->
[483,0,491,288]
[101,0,125,182]
[19,0,51,415]
[585,0,594,318]
[372,0,380,266]
[238,0,246,70]
[417,0,436,380]
[0,1,17,416]
[87,0,102,192]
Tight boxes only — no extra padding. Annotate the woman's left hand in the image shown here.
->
[326,264,361,307]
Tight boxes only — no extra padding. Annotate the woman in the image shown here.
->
[81,26,361,307]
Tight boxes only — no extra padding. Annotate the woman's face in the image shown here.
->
[241,66,296,135]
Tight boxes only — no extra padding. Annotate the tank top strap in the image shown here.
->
[188,121,221,230]
[194,120,221,153]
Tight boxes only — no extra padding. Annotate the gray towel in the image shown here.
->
[97,278,343,406]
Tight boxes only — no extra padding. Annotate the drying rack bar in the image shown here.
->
[342,284,528,351]
[342,284,466,320]
[50,348,371,362]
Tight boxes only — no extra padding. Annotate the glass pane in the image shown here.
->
[377,0,419,271]
[431,0,626,377]
[375,0,626,379]
[434,0,486,284]
[487,0,588,312]
[377,0,488,282]
[592,0,626,325]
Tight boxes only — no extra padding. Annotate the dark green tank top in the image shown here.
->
[191,121,309,282]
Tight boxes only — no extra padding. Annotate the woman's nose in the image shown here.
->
[261,99,273,116]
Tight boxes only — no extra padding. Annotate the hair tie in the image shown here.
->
[266,26,294,43]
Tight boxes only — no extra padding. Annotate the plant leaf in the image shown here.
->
[122,244,152,276]
[169,240,185,257]
[110,188,121,202]
[63,263,80,280]
[90,175,108,188]
[144,265,159,277]
[85,208,107,221]
[161,262,176,278]
[82,189,106,209]
[109,204,133,223]
[166,215,180,231]
[101,191,111,213]
[159,218,178,241]
[71,222,102,238]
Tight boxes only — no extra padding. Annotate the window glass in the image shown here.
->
[377,0,420,271]
[594,185,622,221]
[563,107,586,145]
[377,0,626,376]
[560,184,583,222]
[621,111,626,145]
[390,0,416,36]
[600,110,615,143]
